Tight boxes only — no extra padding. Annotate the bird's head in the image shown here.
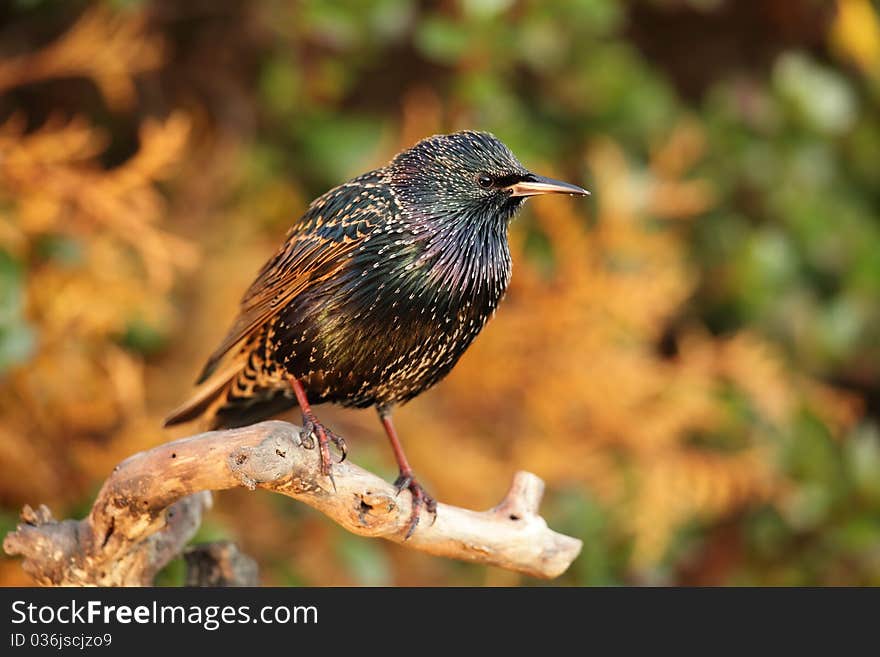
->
[388,131,589,228]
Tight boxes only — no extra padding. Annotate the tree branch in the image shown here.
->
[3,421,583,585]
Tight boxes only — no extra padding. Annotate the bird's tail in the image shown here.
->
[163,353,297,430]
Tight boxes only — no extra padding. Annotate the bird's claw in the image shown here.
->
[393,473,437,540]
[299,420,316,449]
[327,428,347,463]
[393,474,412,495]
[301,418,347,462]
[299,414,343,488]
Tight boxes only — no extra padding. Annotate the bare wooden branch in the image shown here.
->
[3,421,583,585]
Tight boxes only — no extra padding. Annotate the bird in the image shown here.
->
[164,130,590,537]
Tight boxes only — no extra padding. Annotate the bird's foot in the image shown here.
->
[394,471,437,540]
[300,414,346,486]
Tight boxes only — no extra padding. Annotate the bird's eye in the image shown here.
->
[477,173,494,189]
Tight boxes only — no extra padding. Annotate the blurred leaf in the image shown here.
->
[774,53,857,135]
[0,251,35,372]
[847,424,880,501]
[414,16,473,63]
[259,58,303,118]
[118,317,168,355]
[551,489,625,586]
[154,557,184,587]
[34,235,84,267]
[334,532,392,586]
[295,116,385,182]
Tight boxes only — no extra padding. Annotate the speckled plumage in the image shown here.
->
[165,131,588,531]
[166,131,550,426]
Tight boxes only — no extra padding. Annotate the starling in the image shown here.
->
[165,131,590,536]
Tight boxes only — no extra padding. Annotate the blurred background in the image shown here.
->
[1,0,879,586]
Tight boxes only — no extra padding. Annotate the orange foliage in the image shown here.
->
[0,9,193,506]
[0,7,164,110]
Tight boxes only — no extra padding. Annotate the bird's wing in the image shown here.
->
[196,175,389,382]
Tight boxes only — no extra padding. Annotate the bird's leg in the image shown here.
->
[286,375,345,483]
[378,408,437,539]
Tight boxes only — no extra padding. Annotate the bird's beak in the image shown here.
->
[505,173,590,198]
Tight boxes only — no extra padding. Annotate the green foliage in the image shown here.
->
[696,53,880,379]
[551,489,628,586]
[334,531,393,586]
[0,251,35,372]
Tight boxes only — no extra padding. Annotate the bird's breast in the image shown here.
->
[273,221,512,407]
